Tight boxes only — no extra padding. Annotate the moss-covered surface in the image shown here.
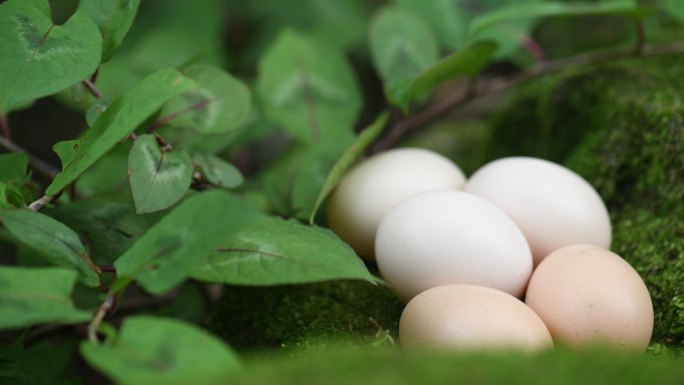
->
[230,345,684,385]
[207,280,403,351]
[486,55,684,345]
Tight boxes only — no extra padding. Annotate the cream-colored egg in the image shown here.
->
[525,244,653,351]
[375,190,532,301]
[400,284,553,351]
[327,148,466,260]
[464,157,611,266]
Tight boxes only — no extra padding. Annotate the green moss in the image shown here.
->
[231,345,684,385]
[486,55,684,344]
[207,280,403,351]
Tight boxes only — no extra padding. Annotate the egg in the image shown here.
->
[327,148,466,260]
[400,284,553,351]
[525,244,653,351]
[464,157,611,266]
[375,190,532,301]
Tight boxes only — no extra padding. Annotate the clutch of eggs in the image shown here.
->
[327,149,654,351]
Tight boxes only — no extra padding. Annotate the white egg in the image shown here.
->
[375,190,532,301]
[400,284,553,351]
[464,157,611,266]
[327,148,466,260]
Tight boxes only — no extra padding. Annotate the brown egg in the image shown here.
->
[525,244,653,351]
[400,284,553,351]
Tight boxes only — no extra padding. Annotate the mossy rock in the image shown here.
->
[207,280,403,351]
[486,55,684,344]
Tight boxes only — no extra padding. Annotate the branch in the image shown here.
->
[82,79,102,99]
[28,195,53,211]
[0,136,59,179]
[0,113,10,139]
[372,41,684,153]
[88,294,115,344]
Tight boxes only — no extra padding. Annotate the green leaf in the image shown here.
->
[193,218,377,285]
[80,316,239,385]
[369,6,439,110]
[0,183,10,209]
[0,0,102,113]
[256,29,362,143]
[46,195,163,261]
[114,190,267,295]
[85,98,111,127]
[191,152,243,189]
[660,0,684,22]
[469,1,646,36]
[262,137,352,221]
[0,209,100,287]
[46,68,197,196]
[398,41,497,107]
[0,267,91,329]
[308,112,389,223]
[395,0,541,60]
[161,64,252,135]
[0,153,28,183]
[128,134,193,214]
[0,339,78,385]
[77,0,142,62]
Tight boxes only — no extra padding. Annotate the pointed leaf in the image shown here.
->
[394,41,497,108]
[309,112,389,223]
[161,64,252,135]
[114,190,267,295]
[191,152,243,189]
[0,209,100,286]
[193,218,378,285]
[0,209,100,287]
[46,68,197,196]
[0,0,102,113]
[0,153,29,183]
[128,134,193,214]
[396,0,541,60]
[469,1,647,36]
[262,137,352,220]
[0,267,91,329]
[369,6,439,110]
[256,30,362,143]
[77,0,142,62]
[660,0,684,22]
[80,316,239,385]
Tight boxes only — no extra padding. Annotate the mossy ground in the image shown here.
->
[208,56,684,361]
[231,345,684,385]
[207,280,403,351]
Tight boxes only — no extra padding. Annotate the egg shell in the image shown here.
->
[375,190,532,301]
[525,244,653,351]
[327,148,466,260]
[400,284,553,351]
[464,157,611,266]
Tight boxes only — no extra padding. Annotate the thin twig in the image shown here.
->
[88,295,115,344]
[28,195,53,211]
[82,79,102,99]
[0,136,59,179]
[372,41,684,152]
[0,113,10,139]
[633,18,646,55]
